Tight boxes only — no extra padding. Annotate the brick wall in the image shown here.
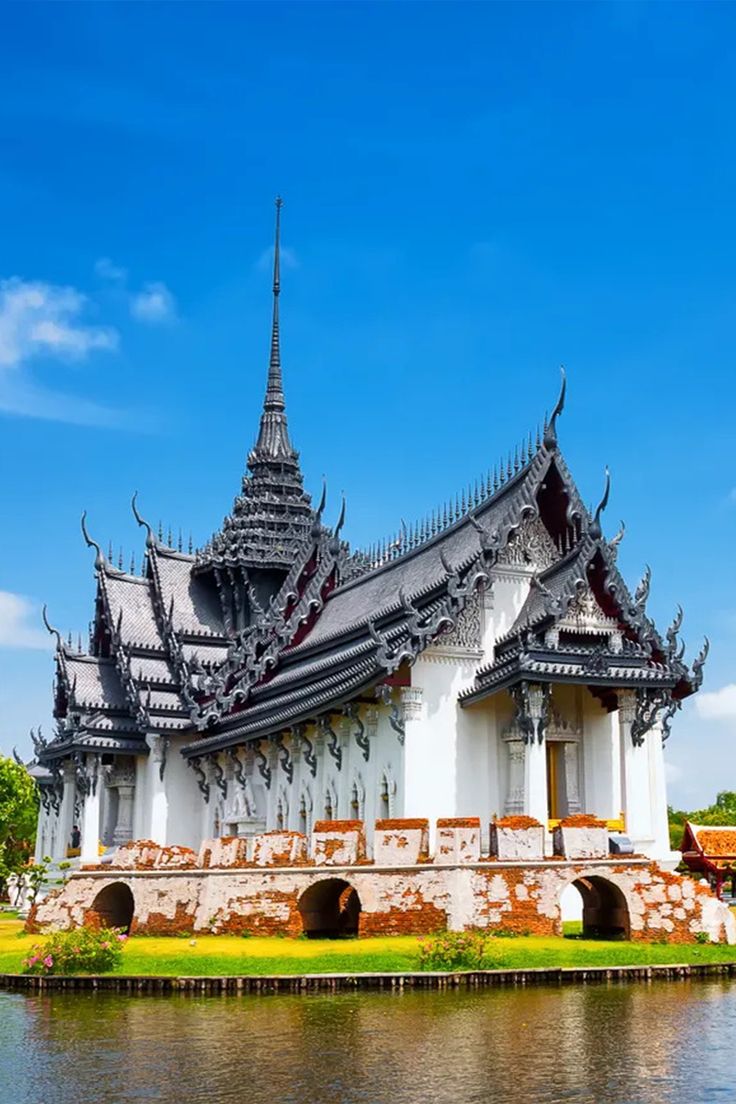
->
[29,819,736,945]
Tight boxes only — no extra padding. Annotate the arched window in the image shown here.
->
[299,795,308,835]
[276,799,285,831]
[380,775,390,815]
[350,776,365,820]
[324,792,334,821]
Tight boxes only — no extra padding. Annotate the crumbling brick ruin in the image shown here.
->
[29,818,736,945]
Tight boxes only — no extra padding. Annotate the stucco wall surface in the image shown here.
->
[30,855,735,945]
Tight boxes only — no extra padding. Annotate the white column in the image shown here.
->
[399,686,436,820]
[203,758,217,839]
[583,708,622,820]
[313,727,327,822]
[648,723,673,860]
[101,775,117,846]
[523,738,548,825]
[363,708,379,828]
[113,766,136,845]
[80,759,101,863]
[34,794,53,864]
[147,735,169,845]
[503,739,525,815]
[522,684,549,826]
[57,761,76,859]
[619,691,652,843]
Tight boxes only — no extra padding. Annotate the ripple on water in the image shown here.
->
[0,980,734,1104]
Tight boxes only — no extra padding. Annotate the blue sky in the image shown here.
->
[1,2,735,809]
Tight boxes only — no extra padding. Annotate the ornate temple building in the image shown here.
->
[32,201,707,868]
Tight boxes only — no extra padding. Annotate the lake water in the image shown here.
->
[1,981,734,1104]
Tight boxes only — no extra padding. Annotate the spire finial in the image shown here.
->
[543,366,567,448]
[266,195,285,414]
[132,491,156,549]
[42,604,63,651]
[81,511,105,570]
[590,466,610,538]
[249,196,297,467]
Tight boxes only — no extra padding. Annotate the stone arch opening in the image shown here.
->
[89,882,135,933]
[298,878,361,939]
[570,876,630,940]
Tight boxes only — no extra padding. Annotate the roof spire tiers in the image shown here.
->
[198,198,316,578]
[251,195,297,464]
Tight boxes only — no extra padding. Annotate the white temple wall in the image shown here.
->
[405,654,482,840]
[370,710,402,827]
[455,699,501,849]
[486,569,533,654]
[165,736,205,851]
[133,755,148,843]
[263,710,403,846]
[65,683,676,868]
[581,700,619,820]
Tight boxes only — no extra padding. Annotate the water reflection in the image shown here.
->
[1,981,734,1104]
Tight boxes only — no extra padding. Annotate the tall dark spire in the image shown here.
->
[265,195,285,412]
[199,198,316,580]
[253,196,295,460]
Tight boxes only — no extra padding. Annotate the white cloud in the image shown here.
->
[96,258,178,326]
[130,280,177,324]
[95,256,128,283]
[0,592,52,651]
[0,278,118,369]
[696,683,736,721]
[0,276,121,424]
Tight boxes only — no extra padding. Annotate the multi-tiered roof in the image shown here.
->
[36,203,707,773]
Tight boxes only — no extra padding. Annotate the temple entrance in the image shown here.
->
[546,739,582,820]
[568,876,630,939]
[298,879,361,939]
[89,882,135,933]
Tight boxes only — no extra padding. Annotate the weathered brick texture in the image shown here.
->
[30,821,736,945]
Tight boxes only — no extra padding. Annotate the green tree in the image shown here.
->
[0,756,39,894]
[669,791,736,852]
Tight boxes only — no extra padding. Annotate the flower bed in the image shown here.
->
[22,926,126,975]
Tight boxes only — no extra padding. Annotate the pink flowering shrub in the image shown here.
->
[22,926,126,975]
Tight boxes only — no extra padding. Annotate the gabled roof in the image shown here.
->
[459,525,698,706]
[101,570,162,650]
[60,653,128,711]
[681,822,736,877]
[151,547,225,638]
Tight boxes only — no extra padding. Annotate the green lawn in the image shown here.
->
[1,916,734,976]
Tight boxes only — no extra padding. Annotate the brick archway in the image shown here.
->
[89,882,135,933]
[298,878,361,938]
[571,875,630,939]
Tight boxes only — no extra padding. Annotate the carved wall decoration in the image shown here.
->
[431,590,482,653]
[496,515,559,571]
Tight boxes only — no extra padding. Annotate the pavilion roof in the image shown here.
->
[681,822,736,877]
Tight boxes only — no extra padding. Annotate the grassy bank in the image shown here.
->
[1,916,735,977]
